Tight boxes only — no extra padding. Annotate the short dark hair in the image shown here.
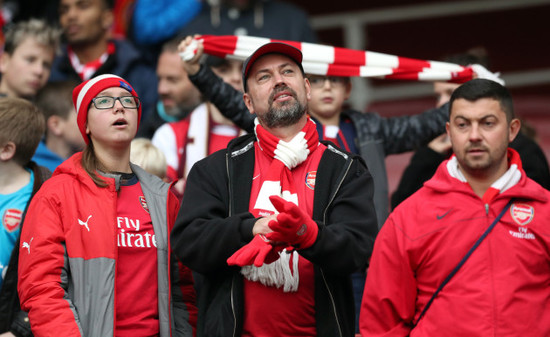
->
[161,37,182,53]
[449,79,515,122]
[442,48,490,68]
[36,80,79,121]
[0,97,45,166]
[104,0,115,10]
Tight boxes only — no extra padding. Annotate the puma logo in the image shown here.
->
[78,215,92,231]
[22,237,34,254]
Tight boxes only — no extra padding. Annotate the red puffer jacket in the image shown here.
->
[18,153,196,337]
[360,150,550,336]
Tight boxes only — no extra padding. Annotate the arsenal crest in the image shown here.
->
[139,196,150,213]
[510,203,534,226]
[305,171,316,190]
[3,209,23,232]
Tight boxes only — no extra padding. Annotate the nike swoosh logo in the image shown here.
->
[436,209,452,220]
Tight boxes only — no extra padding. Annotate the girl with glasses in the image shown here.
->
[18,74,197,337]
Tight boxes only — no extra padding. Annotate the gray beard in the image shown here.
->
[261,86,306,128]
[262,100,305,128]
[163,103,196,120]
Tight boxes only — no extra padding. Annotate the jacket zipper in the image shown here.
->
[226,152,238,337]
[226,145,351,336]
[320,158,353,337]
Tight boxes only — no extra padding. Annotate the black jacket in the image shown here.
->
[0,162,51,337]
[188,64,448,228]
[171,134,378,336]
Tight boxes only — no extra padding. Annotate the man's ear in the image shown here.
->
[0,52,10,73]
[0,141,16,161]
[508,118,521,143]
[344,80,352,100]
[243,93,254,115]
[47,115,64,136]
[304,78,311,101]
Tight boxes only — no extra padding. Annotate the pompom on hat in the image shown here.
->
[72,74,141,144]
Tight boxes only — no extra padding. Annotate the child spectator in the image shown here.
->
[32,80,86,172]
[0,19,60,99]
[18,74,196,336]
[0,98,50,336]
[130,138,168,180]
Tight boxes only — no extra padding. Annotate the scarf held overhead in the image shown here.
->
[181,35,477,83]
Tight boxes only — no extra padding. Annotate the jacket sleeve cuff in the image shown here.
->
[10,310,32,337]
[188,64,209,87]
[239,217,256,242]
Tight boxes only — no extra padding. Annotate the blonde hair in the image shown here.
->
[130,138,167,179]
[3,18,61,55]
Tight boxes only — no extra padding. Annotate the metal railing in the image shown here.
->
[308,0,550,109]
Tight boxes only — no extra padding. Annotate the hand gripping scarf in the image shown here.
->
[180,35,503,84]
[241,117,319,292]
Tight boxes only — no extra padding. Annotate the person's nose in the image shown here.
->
[158,79,169,95]
[322,78,333,89]
[469,123,482,142]
[64,5,78,20]
[113,98,125,112]
[272,72,286,85]
[32,61,46,77]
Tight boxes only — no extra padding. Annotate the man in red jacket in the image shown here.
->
[360,78,550,336]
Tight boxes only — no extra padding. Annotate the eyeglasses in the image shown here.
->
[308,76,348,89]
[91,96,141,109]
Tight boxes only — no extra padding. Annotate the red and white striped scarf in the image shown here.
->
[243,116,319,292]
[447,148,522,204]
[181,35,475,83]
[253,117,319,214]
[68,42,115,81]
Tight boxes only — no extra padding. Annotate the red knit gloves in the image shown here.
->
[227,196,318,267]
[227,235,282,267]
[265,195,318,249]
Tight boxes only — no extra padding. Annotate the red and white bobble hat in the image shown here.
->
[72,74,141,144]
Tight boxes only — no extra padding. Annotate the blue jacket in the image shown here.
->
[0,162,50,336]
[31,141,64,173]
[177,0,317,43]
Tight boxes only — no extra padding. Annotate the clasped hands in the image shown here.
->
[227,195,318,267]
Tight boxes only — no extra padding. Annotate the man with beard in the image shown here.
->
[137,38,202,138]
[390,51,550,209]
[360,79,550,336]
[171,42,378,336]
[151,53,245,197]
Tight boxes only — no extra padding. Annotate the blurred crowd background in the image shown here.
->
[2,0,549,196]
